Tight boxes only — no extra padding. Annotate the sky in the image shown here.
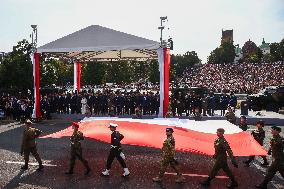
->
[0,0,284,63]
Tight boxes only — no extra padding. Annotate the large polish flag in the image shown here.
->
[41,118,267,156]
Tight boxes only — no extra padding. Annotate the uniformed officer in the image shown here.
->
[20,119,44,171]
[101,123,130,177]
[255,126,284,189]
[238,115,248,131]
[243,120,268,167]
[225,106,237,124]
[153,128,185,183]
[65,122,91,175]
[201,128,238,188]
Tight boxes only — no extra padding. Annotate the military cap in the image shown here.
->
[166,128,174,133]
[217,128,225,133]
[109,123,118,128]
[256,120,265,127]
[240,115,247,119]
[271,126,281,132]
[72,122,80,128]
[25,119,32,125]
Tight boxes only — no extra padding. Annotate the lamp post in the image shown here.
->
[0,52,5,64]
[30,25,38,52]
[158,16,173,50]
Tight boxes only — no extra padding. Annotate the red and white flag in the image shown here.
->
[42,118,267,156]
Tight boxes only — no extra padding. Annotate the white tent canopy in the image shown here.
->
[38,25,160,61]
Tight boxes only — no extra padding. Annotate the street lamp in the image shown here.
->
[30,25,38,52]
[0,52,5,64]
[158,16,173,50]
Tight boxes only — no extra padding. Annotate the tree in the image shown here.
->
[148,60,159,83]
[82,61,106,85]
[220,42,236,63]
[207,47,222,64]
[171,51,200,77]
[207,42,235,64]
[0,39,33,90]
[242,40,262,63]
[40,59,73,87]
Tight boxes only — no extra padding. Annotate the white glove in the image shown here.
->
[120,152,126,160]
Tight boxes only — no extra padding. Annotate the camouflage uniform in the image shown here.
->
[153,135,184,182]
[225,111,237,124]
[244,127,268,166]
[66,130,90,174]
[257,134,284,188]
[21,127,43,170]
[202,136,238,188]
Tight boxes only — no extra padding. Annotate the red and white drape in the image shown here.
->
[158,48,170,117]
[73,62,81,92]
[31,52,41,119]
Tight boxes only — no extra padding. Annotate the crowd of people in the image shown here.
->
[1,61,283,120]
[178,61,284,94]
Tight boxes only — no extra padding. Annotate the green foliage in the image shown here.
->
[40,59,73,87]
[0,39,33,90]
[171,51,200,77]
[207,42,235,64]
[242,40,262,63]
[148,60,159,83]
[82,61,106,85]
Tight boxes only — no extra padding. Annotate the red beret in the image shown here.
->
[72,122,80,128]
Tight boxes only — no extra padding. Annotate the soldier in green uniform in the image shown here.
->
[255,126,284,189]
[20,119,44,171]
[65,122,91,175]
[153,128,185,183]
[243,120,268,167]
[225,106,237,124]
[201,128,238,188]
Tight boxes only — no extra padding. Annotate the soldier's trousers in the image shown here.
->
[261,160,284,185]
[69,147,90,171]
[209,160,236,182]
[24,147,42,166]
[158,156,181,178]
[106,148,126,169]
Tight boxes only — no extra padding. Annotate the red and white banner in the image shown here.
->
[31,52,41,119]
[158,48,170,117]
[42,118,267,157]
[73,62,81,92]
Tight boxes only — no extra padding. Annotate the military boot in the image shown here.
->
[152,176,163,182]
[175,174,185,183]
[255,183,267,189]
[21,165,28,170]
[200,177,211,186]
[101,169,110,176]
[227,180,238,188]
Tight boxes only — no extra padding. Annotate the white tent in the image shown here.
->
[38,25,160,61]
[32,25,169,118]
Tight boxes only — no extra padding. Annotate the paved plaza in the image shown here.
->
[0,119,283,189]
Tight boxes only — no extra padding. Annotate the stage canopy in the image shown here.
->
[33,25,169,118]
[37,25,160,62]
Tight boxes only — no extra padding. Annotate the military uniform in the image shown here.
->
[201,132,238,188]
[256,131,284,188]
[106,130,126,169]
[66,128,90,175]
[225,111,236,124]
[21,125,43,170]
[153,128,185,183]
[244,127,268,166]
[101,123,130,177]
